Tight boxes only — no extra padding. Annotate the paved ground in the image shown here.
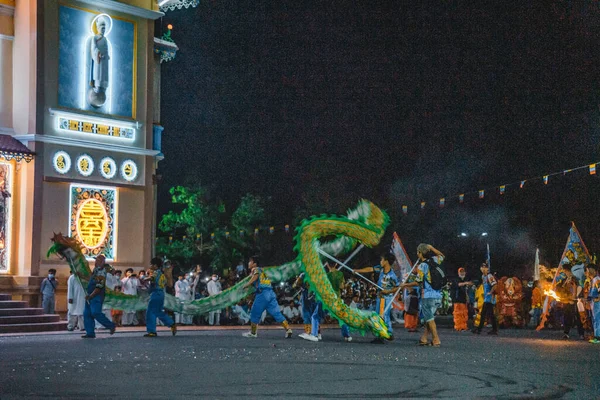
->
[0,325,598,399]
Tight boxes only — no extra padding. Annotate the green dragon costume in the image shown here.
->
[48,200,391,338]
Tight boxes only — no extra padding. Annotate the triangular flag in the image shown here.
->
[391,232,413,282]
[590,164,596,175]
[543,175,549,185]
[499,185,505,195]
[479,190,484,199]
[563,223,591,285]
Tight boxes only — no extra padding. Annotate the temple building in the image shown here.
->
[0,0,178,318]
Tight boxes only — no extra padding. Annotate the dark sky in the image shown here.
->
[157,1,600,274]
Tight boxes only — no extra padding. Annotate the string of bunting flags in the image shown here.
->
[401,161,598,215]
[157,223,293,243]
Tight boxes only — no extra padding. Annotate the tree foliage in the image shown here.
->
[156,186,268,273]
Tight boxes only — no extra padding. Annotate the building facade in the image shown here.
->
[0,0,175,311]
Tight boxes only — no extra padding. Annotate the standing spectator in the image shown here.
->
[191,264,206,299]
[235,260,246,278]
[555,263,584,340]
[402,244,445,347]
[136,269,148,325]
[111,283,123,327]
[121,268,139,326]
[472,263,499,335]
[451,267,472,331]
[67,271,85,331]
[40,269,58,314]
[207,274,222,325]
[587,264,600,344]
[403,273,420,332]
[175,275,192,325]
[530,280,543,328]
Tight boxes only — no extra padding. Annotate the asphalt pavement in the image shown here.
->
[0,325,598,399]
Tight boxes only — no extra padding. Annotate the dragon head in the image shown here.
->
[47,233,83,259]
[366,312,391,339]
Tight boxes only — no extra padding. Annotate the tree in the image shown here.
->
[156,186,269,273]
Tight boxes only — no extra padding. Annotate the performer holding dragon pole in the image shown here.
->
[243,256,293,338]
[143,257,177,338]
[82,255,116,339]
[353,253,400,343]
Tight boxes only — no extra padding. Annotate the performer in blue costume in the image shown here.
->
[81,255,116,338]
[294,273,317,338]
[353,254,400,343]
[144,257,177,337]
[242,255,293,338]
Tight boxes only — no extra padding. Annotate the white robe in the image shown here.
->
[174,280,192,324]
[67,274,86,316]
[121,276,139,325]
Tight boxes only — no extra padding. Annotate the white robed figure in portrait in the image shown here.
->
[87,14,112,108]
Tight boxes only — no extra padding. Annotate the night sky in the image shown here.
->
[157,1,600,274]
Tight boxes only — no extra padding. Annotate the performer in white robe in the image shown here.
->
[174,276,192,324]
[121,268,139,325]
[207,275,222,325]
[67,272,85,331]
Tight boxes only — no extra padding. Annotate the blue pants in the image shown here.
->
[84,296,115,337]
[301,300,314,324]
[593,301,600,338]
[146,291,174,333]
[250,288,286,324]
[316,305,351,338]
[311,302,323,336]
[376,295,393,334]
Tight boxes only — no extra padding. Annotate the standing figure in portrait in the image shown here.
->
[88,15,111,107]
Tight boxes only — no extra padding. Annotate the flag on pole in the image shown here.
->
[486,243,491,271]
[562,222,591,285]
[534,248,540,282]
[391,232,413,282]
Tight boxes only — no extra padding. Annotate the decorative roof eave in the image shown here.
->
[0,151,34,163]
[0,134,34,163]
[159,0,199,13]
[154,37,179,63]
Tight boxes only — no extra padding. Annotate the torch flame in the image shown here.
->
[544,289,561,302]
